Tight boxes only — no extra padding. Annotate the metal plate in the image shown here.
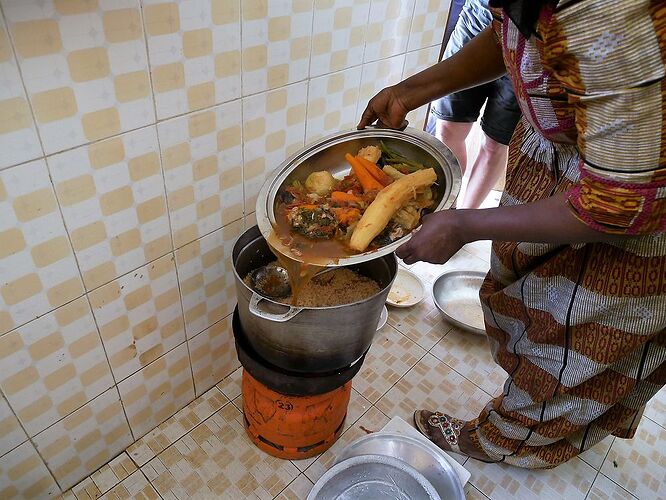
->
[337,433,465,500]
[432,270,487,335]
[256,127,461,267]
[307,454,441,500]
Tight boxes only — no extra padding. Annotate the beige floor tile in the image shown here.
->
[587,472,637,500]
[303,407,390,484]
[387,280,451,351]
[67,476,101,500]
[430,327,508,396]
[578,436,614,470]
[142,404,299,499]
[375,352,491,424]
[465,482,490,499]
[217,366,242,401]
[69,452,137,499]
[410,248,489,285]
[465,456,596,500]
[98,470,158,499]
[352,324,427,403]
[464,240,493,263]
[126,387,228,467]
[644,386,665,427]
[275,474,314,500]
[601,417,666,499]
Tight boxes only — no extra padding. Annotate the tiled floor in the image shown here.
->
[60,194,665,499]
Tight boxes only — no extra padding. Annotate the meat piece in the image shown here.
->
[287,206,338,239]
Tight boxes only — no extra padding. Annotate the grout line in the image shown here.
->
[302,0,316,143]
[0,2,48,162]
[404,0,418,55]
[138,467,165,499]
[138,0,197,399]
[238,0,248,219]
[401,0,419,77]
[0,41,436,174]
[30,106,141,454]
[129,396,236,469]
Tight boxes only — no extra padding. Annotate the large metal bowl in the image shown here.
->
[307,454,441,500]
[338,432,465,500]
[256,127,462,267]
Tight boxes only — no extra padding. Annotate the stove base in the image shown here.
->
[241,370,351,460]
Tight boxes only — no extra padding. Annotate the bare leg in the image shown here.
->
[435,120,474,174]
[458,132,508,209]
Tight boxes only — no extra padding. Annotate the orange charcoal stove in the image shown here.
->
[232,308,365,460]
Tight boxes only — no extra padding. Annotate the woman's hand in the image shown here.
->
[357,85,411,130]
[396,210,468,265]
[397,194,626,267]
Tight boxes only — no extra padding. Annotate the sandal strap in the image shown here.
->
[427,411,465,447]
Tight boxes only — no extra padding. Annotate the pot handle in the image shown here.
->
[248,293,303,323]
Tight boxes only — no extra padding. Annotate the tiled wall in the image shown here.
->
[0,0,450,495]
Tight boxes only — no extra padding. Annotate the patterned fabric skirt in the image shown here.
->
[473,120,666,469]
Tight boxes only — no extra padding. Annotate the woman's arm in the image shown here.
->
[357,26,506,129]
[396,193,626,265]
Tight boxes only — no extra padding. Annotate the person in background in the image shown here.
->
[431,0,520,209]
[358,0,665,469]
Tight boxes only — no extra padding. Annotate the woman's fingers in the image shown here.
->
[357,104,377,129]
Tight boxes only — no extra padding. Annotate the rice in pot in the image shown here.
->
[244,266,380,307]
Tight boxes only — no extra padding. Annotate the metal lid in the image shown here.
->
[256,127,462,267]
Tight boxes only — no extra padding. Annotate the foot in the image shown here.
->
[414,410,494,462]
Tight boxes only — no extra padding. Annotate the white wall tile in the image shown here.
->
[2,0,154,153]
[0,159,84,336]
[33,387,133,491]
[0,297,114,437]
[157,101,243,249]
[241,0,313,95]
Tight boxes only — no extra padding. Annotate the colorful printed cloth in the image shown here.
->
[471,0,666,468]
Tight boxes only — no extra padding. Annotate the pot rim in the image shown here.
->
[255,127,462,267]
[233,231,398,311]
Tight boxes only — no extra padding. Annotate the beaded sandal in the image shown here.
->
[414,410,466,455]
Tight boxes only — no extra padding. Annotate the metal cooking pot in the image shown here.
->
[233,225,397,373]
[256,127,462,267]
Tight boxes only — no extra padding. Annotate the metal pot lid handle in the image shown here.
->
[248,292,303,323]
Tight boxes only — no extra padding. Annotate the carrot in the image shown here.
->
[344,153,384,192]
[332,207,361,225]
[330,191,362,205]
[355,155,394,186]
[295,204,320,210]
